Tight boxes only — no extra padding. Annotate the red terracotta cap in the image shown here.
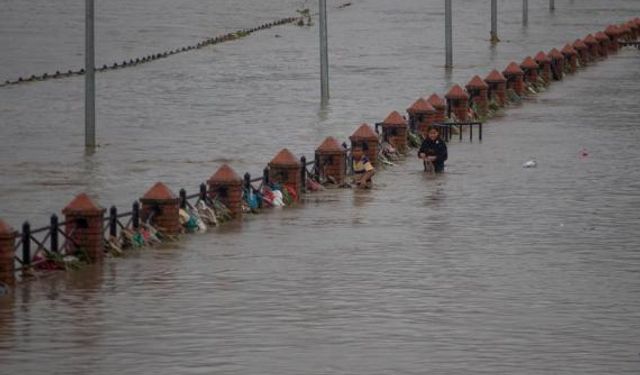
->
[62,193,105,215]
[594,32,608,41]
[503,62,524,76]
[269,148,301,167]
[445,84,469,100]
[466,75,489,90]
[584,34,598,45]
[520,56,539,70]
[407,98,435,114]
[381,111,407,127]
[573,39,587,50]
[316,136,344,153]
[561,44,577,55]
[535,51,551,63]
[635,17,640,26]
[208,164,242,184]
[604,25,620,36]
[548,48,564,60]
[426,93,446,109]
[142,182,176,201]
[350,123,378,140]
[0,219,17,238]
[484,69,507,83]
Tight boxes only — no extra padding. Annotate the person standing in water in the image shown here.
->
[418,127,448,173]
[351,143,375,188]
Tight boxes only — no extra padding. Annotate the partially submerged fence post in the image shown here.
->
[445,84,470,122]
[268,149,302,202]
[140,182,181,235]
[520,56,539,86]
[573,39,589,66]
[604,25,621,52]
[583,34,600,60]
[561,44,578,73]
[349,124,379,168]
[466,76,489,117]
[379,111,409,153]
[503,62,526,96]
[62,193,106,262]
[207,164,243,219]
[407,98,436,138]
[427,93,447,123]
[534,51,552,84]
[315,137,347,186]
[595,32,610,58]
[0,219,17,286]
[484,70,507,107]
[548,48,565,81]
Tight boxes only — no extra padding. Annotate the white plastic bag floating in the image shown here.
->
[522,160,537,168]
[271,189,284,207]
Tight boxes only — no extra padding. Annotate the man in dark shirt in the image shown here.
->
[418,127,448,173]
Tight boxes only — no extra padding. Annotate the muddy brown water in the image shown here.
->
[1,1,640,373]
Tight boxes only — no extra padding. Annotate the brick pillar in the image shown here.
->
[584,34,600,60]
[268,148,302,201]
[595,32,610,58]
[445,84,469,121]
[426,93,446,123]
[207,164,243,219]
[315,137,347,186]
[561,44,578,73]
[62,193,106,262]
[632,19,640,39]
[484,70,507,107]
[407,98,436,138]
[520,56,539,86]
[465,75,489,117]
[573,39,589,66]
[140,182,181,235]
[534,51,552,84]
[0,220,17,286]
[379,111,408,153]
[502,62,525,96]
[604,25,620,53]
[548,49,564,81]
[349,124,379,168]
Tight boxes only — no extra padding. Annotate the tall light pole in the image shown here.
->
[523,0,528,26]
[445,0,452,68]
[85,0,96,150]
[491,0,499,43]
[319,0,329,104]
[550,0,555,11]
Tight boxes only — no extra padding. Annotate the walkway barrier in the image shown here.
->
[1,17,639,289]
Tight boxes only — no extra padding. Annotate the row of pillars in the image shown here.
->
[434,19,639,126]
[3,18,638,289]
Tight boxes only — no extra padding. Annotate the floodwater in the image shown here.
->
[1,0,640,374]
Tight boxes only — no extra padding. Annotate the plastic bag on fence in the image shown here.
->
[179,208,191,226]
[196,200,218,226]
[211,199,233,222]
[188,207,207,233]
[244,188,260,211]
[306,177,324,192]
[262,186,284,207]
[283,184,297,203]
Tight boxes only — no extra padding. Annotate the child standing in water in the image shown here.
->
[351,143,375,189]
[418,127,448,173]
